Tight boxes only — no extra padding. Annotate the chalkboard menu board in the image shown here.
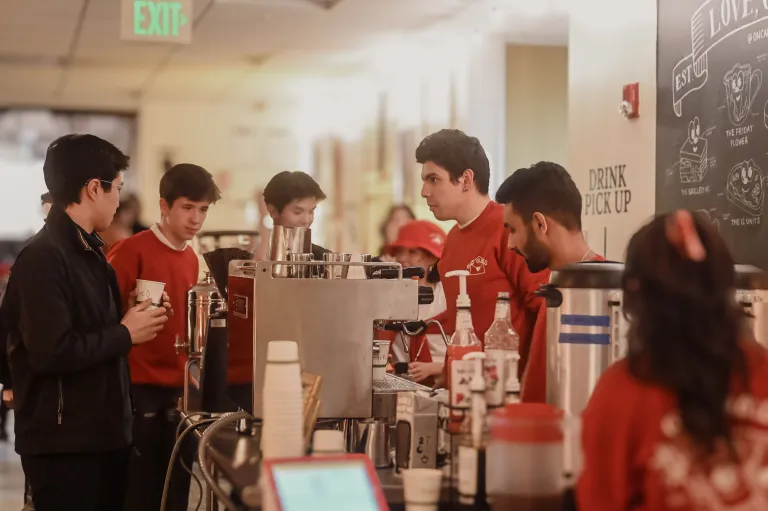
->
[656,0,768,269]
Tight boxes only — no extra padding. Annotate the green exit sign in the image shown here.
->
[121,0,193,44]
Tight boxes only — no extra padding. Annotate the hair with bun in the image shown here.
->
[623,210,748,458]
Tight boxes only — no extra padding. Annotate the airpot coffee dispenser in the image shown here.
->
[536,261,626,417]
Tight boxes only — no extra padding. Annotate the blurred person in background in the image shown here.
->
[1,191,54,509]
[387,220,447,384]
[415,129,548,368]
[375,204,416,262]
[254,171,330,261]
[120,193,148,234]
[0,193,51,439]
[4,134,169,511]
[100,198,135,252]
[577,210,768,510]
[109,164,221,511]
[494,162,604,402]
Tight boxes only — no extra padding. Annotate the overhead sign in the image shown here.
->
[121,0,193,44]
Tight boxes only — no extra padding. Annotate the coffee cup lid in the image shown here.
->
[267,340,299,362]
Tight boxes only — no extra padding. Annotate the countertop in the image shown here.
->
[203,427,458,510]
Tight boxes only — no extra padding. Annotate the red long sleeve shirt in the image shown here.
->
[108,228,198,387]
[577,341,768,511]
[430,201,549,373]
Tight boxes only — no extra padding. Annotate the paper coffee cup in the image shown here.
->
[403,468,442,511]
[136,279,165,309]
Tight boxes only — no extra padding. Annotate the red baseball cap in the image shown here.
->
[389,220,446,259]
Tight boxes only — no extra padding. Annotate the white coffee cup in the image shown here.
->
[402,468,443,511]
[135,279,165,310]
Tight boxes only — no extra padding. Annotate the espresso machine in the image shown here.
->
[224,226,438,465]
[735,264,768,347]
[536,261,627,417]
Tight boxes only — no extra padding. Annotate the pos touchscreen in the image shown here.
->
[262,454,389,511]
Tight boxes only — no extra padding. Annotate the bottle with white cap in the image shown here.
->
[484,291,520,407]
[444,270,483,433]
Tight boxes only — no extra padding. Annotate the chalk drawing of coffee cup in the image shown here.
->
[723,63,762,126]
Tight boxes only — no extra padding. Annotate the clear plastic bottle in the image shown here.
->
[484,292,520,407]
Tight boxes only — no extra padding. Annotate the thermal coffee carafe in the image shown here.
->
[536,261,626,417]
[183,271,226,357]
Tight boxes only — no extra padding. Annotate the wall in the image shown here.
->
[568,0,657,260]
[135,98,305,234]
[505,45,568,175]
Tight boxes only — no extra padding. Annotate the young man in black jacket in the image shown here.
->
[4,134,170,511]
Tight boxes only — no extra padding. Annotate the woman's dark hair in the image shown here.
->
[378,204,416,255]
[623,212,748,458]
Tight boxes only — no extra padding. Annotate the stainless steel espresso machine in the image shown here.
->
[225,227,436,460]
[537,261,627,417]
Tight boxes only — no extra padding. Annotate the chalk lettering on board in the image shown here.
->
[672,0,768,117]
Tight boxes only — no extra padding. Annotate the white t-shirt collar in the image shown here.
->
[151,223,186,251]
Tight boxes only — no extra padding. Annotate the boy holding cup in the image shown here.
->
[108,164,221,511]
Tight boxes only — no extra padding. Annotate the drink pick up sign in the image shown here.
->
[121,0,193,44]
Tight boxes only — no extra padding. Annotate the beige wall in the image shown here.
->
[135,99,306,235]
[568,0,657,260]
[506,45,568,176]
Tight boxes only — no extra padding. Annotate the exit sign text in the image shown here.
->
[121,0,193,44]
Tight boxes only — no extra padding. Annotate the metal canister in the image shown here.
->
[186,272,226,355]
[537,262,625,417]
[735,265,768,348]
[267,226,311,277]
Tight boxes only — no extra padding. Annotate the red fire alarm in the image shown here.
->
[619,83,640,119]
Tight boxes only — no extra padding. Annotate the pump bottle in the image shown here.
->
[444,270,483,432]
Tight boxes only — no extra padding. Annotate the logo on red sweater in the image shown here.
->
[466,256,488,275]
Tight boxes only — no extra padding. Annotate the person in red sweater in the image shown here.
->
[577,210,768,511]
[414,129,549,383]
[494,162,604,403]
[108,163,221,511]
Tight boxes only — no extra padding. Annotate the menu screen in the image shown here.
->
[272,460,382,511]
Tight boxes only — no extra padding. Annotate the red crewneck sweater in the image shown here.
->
[108,228,199,387]
[430,201,550,373]
[520,254,605,403]
[577,341,768,511]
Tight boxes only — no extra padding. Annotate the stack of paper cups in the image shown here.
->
[261,340,305,461]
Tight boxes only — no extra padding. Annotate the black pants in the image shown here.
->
[21,448,130,511]
[123,385,191,511]
[0,399,9,439]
